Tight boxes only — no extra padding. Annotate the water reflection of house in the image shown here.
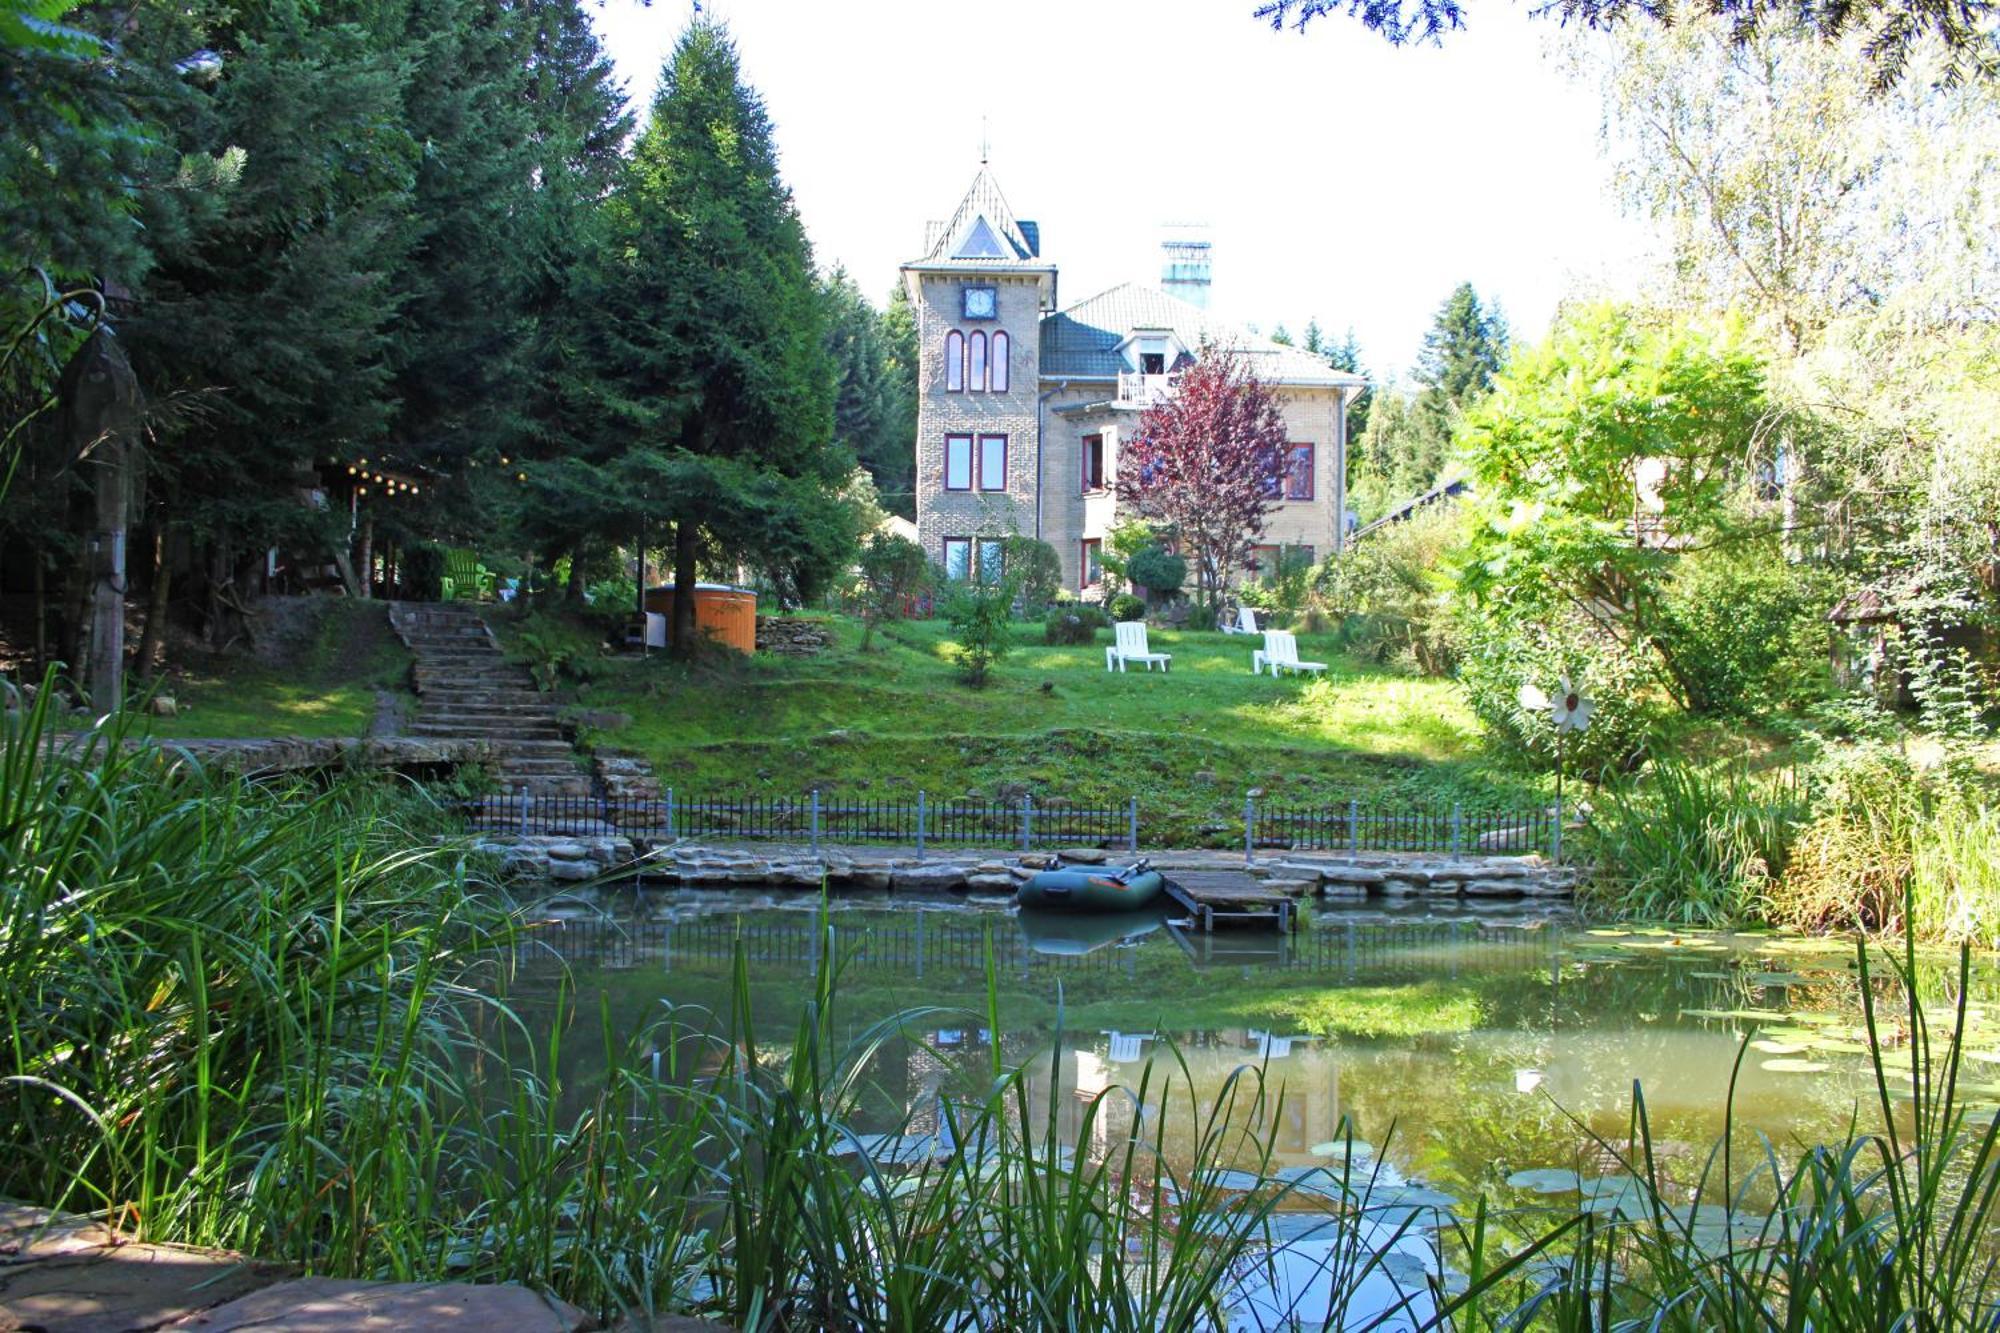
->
[1024,1036,1350,1172]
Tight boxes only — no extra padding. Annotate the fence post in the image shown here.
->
[517,785,529,838]
[1020,794,1034,852]
[1551,796,1563,861]
[810,789,821,857]
[916,790,927,862]
[1244,794,1255,868]
[1450,803,1463,858]
[1348,799,1360,855]
[1128,796,1140,854]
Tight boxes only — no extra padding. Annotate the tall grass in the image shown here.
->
[11,672,2000,1327]
[1583,760,1808,925]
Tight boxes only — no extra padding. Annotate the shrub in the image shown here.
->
[1106,592,1145,623]
[942,577,1015,686]
[856,533,932,649]
[506,610,600,692]
[1125,544,1186,598]
[1043,602,1107,645]
[1001,536,1063,614]
[1316,505,1462,674]
[1454,602,1662,776]
[1657,545,1843,715]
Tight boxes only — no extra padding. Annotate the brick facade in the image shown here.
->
[903,169,1362,596]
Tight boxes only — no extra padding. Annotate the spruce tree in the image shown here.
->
[607,20,840,652]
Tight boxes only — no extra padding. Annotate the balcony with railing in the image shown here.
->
[1116,371,1178,405]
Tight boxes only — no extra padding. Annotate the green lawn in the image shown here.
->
[549,614,1549,842]
[141,601,414,740]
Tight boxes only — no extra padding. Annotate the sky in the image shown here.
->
[592,0,1654,381]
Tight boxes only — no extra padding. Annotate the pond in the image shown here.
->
[502,890,1994,1326]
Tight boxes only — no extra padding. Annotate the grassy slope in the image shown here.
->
[143,600,413,740]
[555,615,1548,840]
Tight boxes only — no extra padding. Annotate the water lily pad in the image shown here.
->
[1586,929,1631,937]
[1750,1039,1808,1055]
[1761,1057,1831,1074]
[1804,1037,1872,1055]
[1506,1168,1584,1194]
[1681,1008,1791,1022]
[1748,972,1811,986]
[1966,1050,2000,1065]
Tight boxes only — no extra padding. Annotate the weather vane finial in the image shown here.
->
[980,115,989,166]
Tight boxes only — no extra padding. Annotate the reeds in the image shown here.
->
[9,672,2000,1328]
[1585,760,1808,925]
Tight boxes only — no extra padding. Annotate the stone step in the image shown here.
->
[406,716,564,736]
[410,652,509,668]
[417,706,566,724]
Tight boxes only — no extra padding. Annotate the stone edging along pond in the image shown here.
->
[474,834,1581,902]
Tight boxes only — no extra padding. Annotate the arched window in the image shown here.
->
[968,331,987,392]
[990,331,1010,392]
[944,331,964,392]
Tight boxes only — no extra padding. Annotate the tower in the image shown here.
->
[1159,225,1212,309]
[901,168,1058,574]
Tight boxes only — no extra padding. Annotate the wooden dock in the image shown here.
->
[1162,870,1301,934]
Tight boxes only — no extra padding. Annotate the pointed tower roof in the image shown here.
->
[911,167,1045,267]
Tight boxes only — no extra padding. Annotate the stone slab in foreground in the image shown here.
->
[179,1276,588,1331]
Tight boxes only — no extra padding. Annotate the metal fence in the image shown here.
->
[1247,799,1559,859]
[469,789,1561,859]
[469,790,1138,855]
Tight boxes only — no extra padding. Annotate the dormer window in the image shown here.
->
[1139,352,1166,376]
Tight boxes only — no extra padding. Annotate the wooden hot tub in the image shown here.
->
[642,583,757,654]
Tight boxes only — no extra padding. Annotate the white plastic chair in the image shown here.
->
[1106,621,1171,672]
[1226,606,1259,635]
[1253,629,1327,677]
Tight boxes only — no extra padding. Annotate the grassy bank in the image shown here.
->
[141,598,412,739]
[530,613,1548,838]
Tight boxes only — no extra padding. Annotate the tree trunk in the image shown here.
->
[670,521,698,659]
[137,524,171,680]
[60,329,141,712]
[356,517,373,599]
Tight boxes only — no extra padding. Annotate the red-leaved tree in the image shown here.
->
[1115,345,1288,610]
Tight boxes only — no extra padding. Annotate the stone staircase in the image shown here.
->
[387,602,590,799]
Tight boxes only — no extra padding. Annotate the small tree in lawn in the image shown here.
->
[1115,345,1288,612]
[856,532,931,649]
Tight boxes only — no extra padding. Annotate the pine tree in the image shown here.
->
[878,282,919,519]
[508,0,632,590]
[606,20,841,652]
[125,0,420,630]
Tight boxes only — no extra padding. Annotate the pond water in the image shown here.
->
[504,890,1995,1327]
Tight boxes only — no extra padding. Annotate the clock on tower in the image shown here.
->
[962,285,997,320]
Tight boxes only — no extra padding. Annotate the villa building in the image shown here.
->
[902,167,1368,596]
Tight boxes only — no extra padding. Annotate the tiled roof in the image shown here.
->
[910,168,1046,267]
[1039,283,1365,388]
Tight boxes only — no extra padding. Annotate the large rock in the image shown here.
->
[547,859,599,883]
[189,1276,590,1331]
[891,863,970,892]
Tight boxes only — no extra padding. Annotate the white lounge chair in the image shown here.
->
[1253,629,1327,677]
[1222,605,1259,635]
[1106,621,1171,672]
[1103,1031,1150,1063]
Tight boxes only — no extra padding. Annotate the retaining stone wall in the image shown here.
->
[473,835,1579,902]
